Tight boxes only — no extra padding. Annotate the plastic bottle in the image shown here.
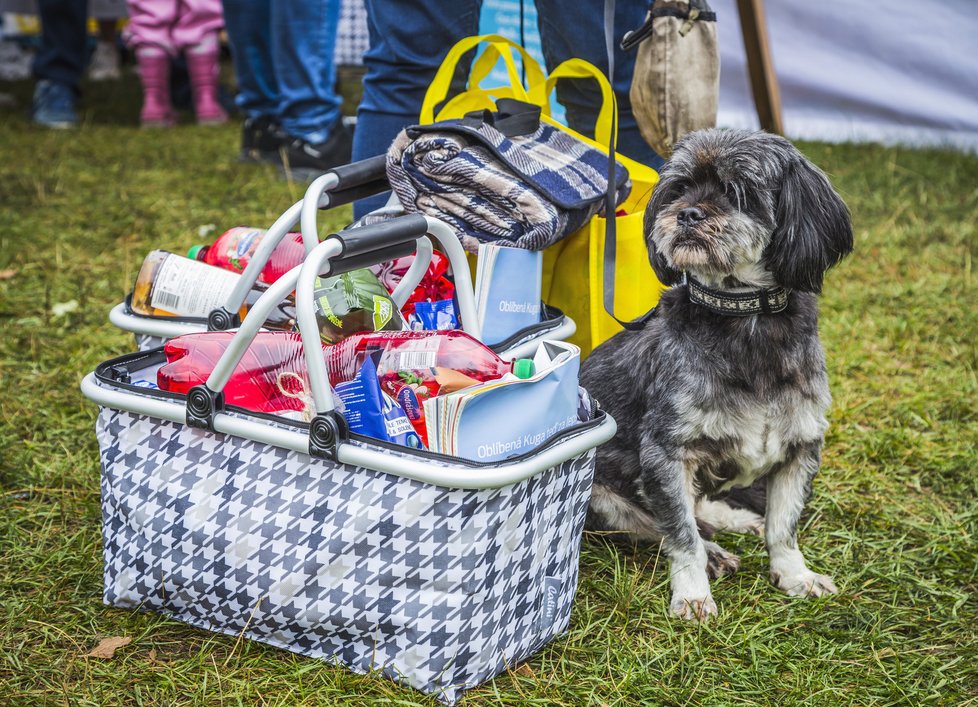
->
[323,330,534,389]
[188,227,307,284]
[159,331,311,414]
[130,249,296,329]
[156,330,535,421]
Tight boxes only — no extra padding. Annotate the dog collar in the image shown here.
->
[686,274,789,315]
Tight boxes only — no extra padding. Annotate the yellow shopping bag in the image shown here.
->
[421,35,665,356]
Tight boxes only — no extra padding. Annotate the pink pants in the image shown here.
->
[124,0,224,55]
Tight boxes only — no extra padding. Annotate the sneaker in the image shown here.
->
[239,115,290,164]
[32,80,78,129]
[279,121,354,181]
[88,40,121,81]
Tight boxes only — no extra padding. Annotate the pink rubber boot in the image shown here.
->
[186,37,228,125]
[136,46,176,127]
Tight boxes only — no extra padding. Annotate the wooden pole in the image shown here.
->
[736,0,784,134]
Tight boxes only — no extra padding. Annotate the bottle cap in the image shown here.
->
[512,359,535,379]
[187,245,206,260]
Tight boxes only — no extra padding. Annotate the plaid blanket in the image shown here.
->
[386,99,630,251]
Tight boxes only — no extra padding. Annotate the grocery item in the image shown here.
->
[371,250,458,330]
[130,250,296,329]
[311,269,404,344]
[158,331,310,414]
[334,353,424,449]
[188,227,307,284]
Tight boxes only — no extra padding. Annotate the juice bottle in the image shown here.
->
[158,331,312,413]
[188,227,308,284]
[130,250,295,329]
[156,330,535,430]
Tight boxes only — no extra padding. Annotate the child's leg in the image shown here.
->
[174,0,227,124]
[124,1,177,126]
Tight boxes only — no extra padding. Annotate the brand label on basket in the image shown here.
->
[150,256,241,317]
[539,576,562,629]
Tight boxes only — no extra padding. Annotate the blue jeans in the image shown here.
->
[353,0,663,216]
[221,0,342,143]
[33,0,89,94]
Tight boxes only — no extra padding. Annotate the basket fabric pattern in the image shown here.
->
[96,408,596,703]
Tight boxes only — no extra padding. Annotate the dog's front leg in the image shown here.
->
[766,446,838,598]
[639,448,716,620]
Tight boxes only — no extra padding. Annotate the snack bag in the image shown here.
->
[312,268,404,343]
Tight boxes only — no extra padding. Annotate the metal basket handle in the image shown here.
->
[216,158,390,329]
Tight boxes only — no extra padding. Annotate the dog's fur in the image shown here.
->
[581,129,853,620]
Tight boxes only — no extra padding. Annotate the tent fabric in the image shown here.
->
[712,0,978,151]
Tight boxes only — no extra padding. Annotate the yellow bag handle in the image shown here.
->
[423,36,620,153]
[530,58,617,148]
[421,34,547,124]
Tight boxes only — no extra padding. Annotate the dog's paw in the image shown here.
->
[670,594,718,621]
[704,541,740,580]
[771,570,838,598]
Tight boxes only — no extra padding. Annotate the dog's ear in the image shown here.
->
[644,182,683,286]
[764,156,853,293]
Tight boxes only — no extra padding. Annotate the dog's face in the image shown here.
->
[645,129,853,292]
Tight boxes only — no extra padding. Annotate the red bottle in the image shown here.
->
[157,330,534,425]
[189,227,308,284]
[159,331,315,414]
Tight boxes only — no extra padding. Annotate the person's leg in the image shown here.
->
[271,0,341,143]
[89,18,121,80]
[125,0,179,126]
[221,0,286,160]
[352,0,481,216]
[535,0,664,169]
[32,0,88,126]
[174,0,228,123]
[221,0,277,119]
[271,0,353,178]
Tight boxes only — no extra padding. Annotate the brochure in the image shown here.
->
[423,340,580,462]
[474,242,543,345]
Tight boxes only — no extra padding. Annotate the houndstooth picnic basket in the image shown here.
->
[83,218,615,703]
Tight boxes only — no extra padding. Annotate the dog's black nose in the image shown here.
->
[677,206,707,225]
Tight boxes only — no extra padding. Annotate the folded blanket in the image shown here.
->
[386,99,630,251]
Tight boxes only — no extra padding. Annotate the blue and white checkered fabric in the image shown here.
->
[387,102,630,250]
[95,407,596,703]
[335,0,368,66]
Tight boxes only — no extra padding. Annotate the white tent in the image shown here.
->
[713,0,978,151]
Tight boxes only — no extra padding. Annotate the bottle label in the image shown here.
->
[223,228,264,271]
[391,339,439,370]
[150,255,241,317]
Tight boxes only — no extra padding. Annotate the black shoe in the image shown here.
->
[278,120,354,181]
[240,115,289,164]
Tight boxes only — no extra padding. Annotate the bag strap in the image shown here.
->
[603,0,658,331]
[533,59,616,147]
[421,34,547,124]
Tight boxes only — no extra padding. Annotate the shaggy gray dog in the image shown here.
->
[581,129,853,620]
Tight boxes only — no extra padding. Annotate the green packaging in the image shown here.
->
[311,268,405,343]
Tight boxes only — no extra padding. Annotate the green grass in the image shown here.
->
[2,73,977,705]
